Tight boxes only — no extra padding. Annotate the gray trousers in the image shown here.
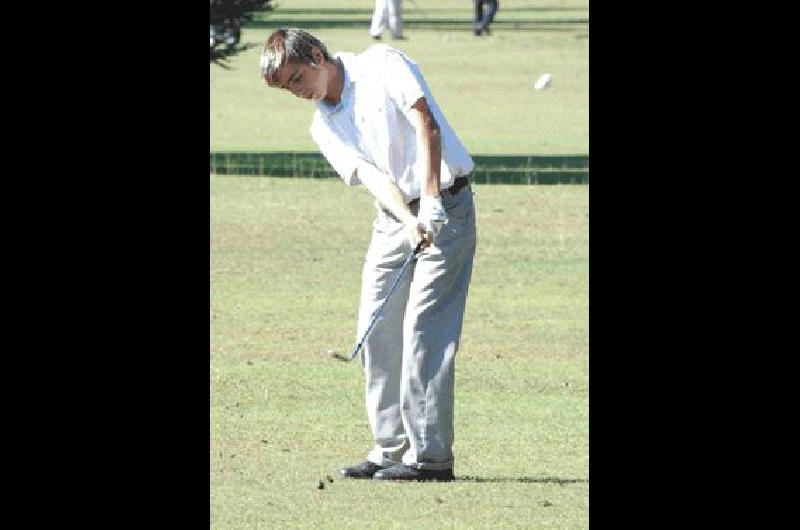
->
[360,184,476,470]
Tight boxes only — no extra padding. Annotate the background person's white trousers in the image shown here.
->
[370,0,403,39]
[360,185,476,471]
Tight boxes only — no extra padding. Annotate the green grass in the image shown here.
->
[210,0,589,154]
[210,176,588,528]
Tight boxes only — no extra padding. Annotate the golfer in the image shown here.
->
[260,28,476,482]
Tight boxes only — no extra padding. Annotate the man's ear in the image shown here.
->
[311,47,325,67]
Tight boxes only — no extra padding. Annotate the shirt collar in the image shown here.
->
[316,52,356,116]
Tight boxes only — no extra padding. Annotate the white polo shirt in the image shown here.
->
[310,45,474,202]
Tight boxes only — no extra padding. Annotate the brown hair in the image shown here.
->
[260,28,331,84]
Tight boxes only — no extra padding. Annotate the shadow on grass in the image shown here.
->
[269,8,589,16]
[458,475,588,484]
[247,8,588,32]
[246,19,588,31]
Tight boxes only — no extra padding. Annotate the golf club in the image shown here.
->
[331,241,424,362]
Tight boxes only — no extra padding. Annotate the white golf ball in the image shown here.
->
[534,73,552,90]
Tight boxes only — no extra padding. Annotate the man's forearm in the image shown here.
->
[418,113,442,198]
[355,161,416,225]
[409,98,442,198]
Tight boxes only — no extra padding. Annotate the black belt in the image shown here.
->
[447,176,470,196]
[408,176,469,207]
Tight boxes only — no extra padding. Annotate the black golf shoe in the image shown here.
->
[373,464,455,482]
[338,460,387,479]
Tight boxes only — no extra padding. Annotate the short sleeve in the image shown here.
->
[377,48,427,117]
[310,112,366,186]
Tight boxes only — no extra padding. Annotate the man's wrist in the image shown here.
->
[420,193,442,205]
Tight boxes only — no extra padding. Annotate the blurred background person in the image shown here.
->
[370,0,404,40]
[474,0,498,36]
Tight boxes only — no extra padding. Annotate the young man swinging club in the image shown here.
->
[260,28,476,482]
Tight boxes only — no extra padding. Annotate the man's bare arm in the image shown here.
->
[407,97,442,199]
[355,161,429,248]
[407,97,447,243]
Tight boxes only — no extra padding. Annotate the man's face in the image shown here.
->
[267,61,328,101]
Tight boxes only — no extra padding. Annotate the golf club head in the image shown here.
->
[329,242,424,364]
[329,343,360,362]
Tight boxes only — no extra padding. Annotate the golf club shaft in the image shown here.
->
[343,242,423,361]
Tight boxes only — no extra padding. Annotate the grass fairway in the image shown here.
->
[211,176,588,528]
[210,0,589,155]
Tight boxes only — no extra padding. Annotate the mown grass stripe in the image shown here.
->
[209,152,589,184]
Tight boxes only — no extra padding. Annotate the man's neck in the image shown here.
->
[323,58,345,106]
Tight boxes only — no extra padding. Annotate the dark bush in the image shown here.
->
[210,0,274,67]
